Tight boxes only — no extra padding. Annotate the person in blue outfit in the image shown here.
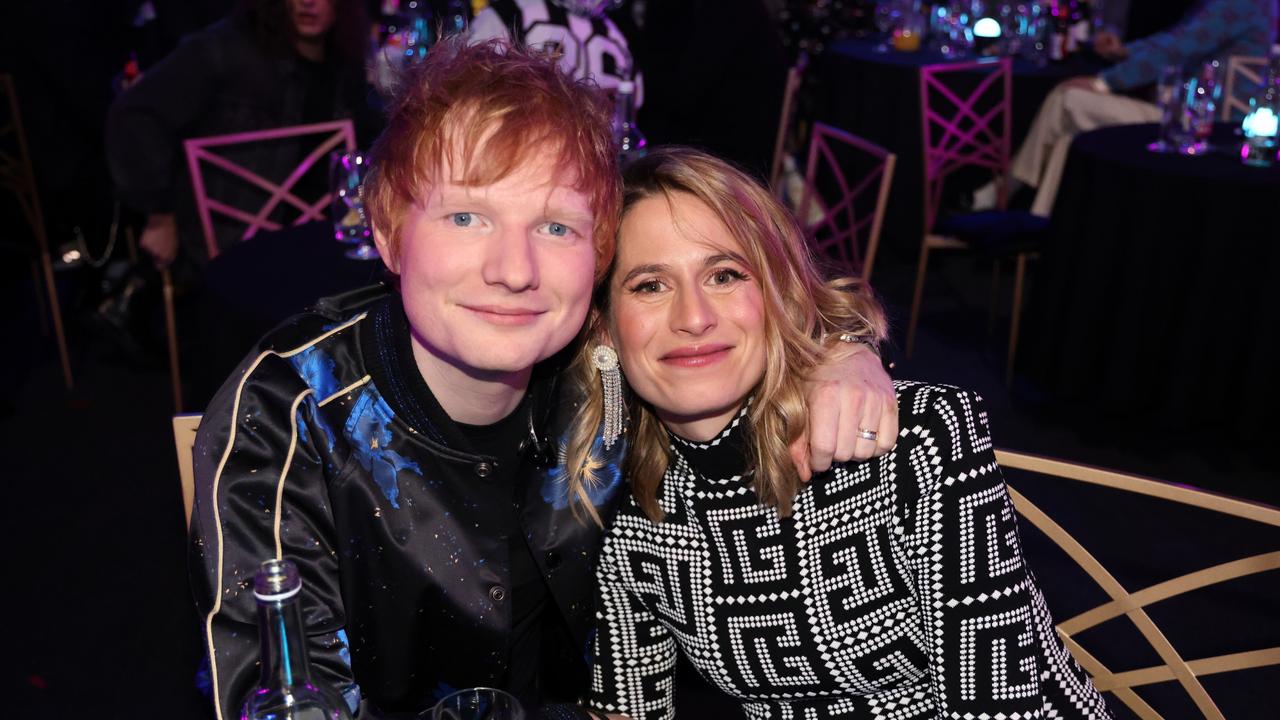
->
[188,38,899,720]
[986,0,1277,216]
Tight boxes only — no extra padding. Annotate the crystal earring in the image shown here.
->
[592,345,624,450]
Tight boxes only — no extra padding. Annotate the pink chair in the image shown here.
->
[797,122,896,282]
[1,74,73,391]
[164,120,356,412]
[908,58,1044,385]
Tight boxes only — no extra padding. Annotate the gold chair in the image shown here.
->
[164,120,357,412]
[996,449,1280,719]
[769,54,809,197]
[797,122,896,283]
[173,413,202,527]
[1221,55,1267,122]
[1,74,73,390]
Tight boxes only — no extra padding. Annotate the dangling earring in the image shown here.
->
[592,345,625,450]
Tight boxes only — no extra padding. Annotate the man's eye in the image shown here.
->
[450,213,473,227]
[545,222,570,237]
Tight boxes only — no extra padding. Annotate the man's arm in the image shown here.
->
[793,341,897,480]
[189,355,356,720]
[1100,0,1270,91]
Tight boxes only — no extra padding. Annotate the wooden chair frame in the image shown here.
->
[165,120,356,412]
[173,413,202,527]
[996,449,1280,720]
[1,74,73,390]
[797,123,896,282]
[770,54,809,196]
[908,59,1031,387]
[1220,55,1267,122]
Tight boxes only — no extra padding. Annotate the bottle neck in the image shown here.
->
[258,596,313,690]
[614,89,636,127]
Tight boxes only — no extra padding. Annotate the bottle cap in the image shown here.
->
[253,558,302,602]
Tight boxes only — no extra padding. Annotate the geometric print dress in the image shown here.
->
[590,382,1113,719]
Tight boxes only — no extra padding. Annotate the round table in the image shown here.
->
[1025,123,1280,441]
[812,39,1107,254]
[189,221,387,406]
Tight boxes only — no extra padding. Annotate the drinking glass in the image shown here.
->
[430,688,524,720]
[874,1,899,52]
[329,150,378,261]
[1185,61,1222,153]
[1149,66,1186,153]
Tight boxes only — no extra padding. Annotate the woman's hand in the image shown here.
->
[790,343,897,481]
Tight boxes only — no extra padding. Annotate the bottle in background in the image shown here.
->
[241,559,354,720]
[1070,0,1092,48]
[612,80,647,164]
[1049,1,1068,61]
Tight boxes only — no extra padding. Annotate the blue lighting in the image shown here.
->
[974,17,1002,38]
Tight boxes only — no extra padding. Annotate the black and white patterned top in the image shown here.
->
[590,382,1112,719]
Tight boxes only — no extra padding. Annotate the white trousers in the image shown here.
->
[1011,85,1160,216]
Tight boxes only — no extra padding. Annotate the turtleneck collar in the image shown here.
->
[667,399,753,481]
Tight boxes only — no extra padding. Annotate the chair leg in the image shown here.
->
[1006,252,1028,389]
[988,260,1001,336]
[906,243,932,358]
[39,250,73,390]
[162,268,184,414]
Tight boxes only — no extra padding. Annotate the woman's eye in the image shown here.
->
[450,213,473,227]
[711,268,747,285]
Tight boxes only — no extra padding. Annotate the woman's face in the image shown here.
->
[608,192,767,441]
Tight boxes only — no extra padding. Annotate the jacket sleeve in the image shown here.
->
[588,532,679,720]
[105,29,223,215]
[188,352,358,720]
[1101,0,1267,90]
[895,386,1109,717]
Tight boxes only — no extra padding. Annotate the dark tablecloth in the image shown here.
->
[190,221,386,406]
[1025,123,1280,440]
[812,39,1107,254]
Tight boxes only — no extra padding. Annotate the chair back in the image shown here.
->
[1221,55,1268,121]
[797,123,896,281]
[2,74,73,390]
[769,53,809,195]
[918,59,1012,235]
[996,449,1280,720]
[183,120,356,260]
[173,413,202,527]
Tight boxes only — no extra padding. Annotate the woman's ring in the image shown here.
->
[856,429,878,441]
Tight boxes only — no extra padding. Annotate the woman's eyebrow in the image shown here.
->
[619,263,668,285]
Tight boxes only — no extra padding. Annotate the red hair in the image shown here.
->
[365,38,621,277]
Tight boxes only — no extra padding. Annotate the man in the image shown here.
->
[989,0,1275,216]
[106,0,372,268]
[190,38,897,719]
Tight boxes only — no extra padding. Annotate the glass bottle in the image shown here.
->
[612,80,647,164]
[241,559,354,720]
[1242,58,1280,167]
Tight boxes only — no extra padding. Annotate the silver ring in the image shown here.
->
[856,429,878,441]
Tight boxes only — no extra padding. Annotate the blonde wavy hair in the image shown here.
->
[563,147,888,524]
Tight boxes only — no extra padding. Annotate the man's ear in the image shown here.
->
[372,225,399,274]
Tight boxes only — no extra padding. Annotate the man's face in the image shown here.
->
[376,153,598,380]
[288,0,335,40]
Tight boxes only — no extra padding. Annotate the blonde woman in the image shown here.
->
[565,148,1111,719]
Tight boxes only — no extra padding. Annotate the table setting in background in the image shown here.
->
[813,1,1110,252]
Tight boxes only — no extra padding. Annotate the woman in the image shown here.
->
[565,148,1112,719]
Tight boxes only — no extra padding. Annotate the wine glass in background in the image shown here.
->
[1182,61,1221,154]
[1149,66,1187,153]
[430,688,525,720]
[329,150,379,261]
[874,1,900,53]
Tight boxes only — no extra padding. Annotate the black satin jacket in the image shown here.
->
[188,285,626,719]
